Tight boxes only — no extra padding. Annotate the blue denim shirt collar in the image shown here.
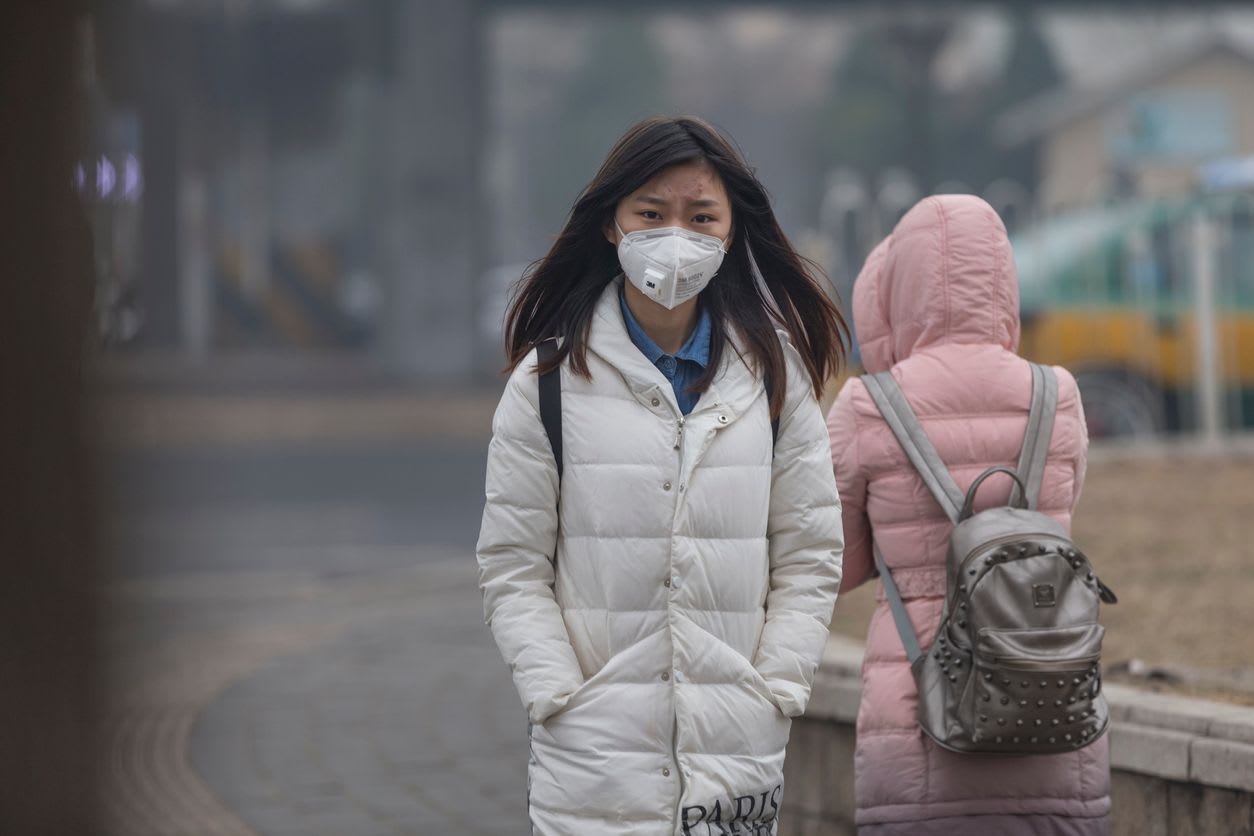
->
[619,286,712,370]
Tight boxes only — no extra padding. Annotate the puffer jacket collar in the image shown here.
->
[587,277,764,423]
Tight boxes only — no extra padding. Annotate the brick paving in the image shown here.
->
[103,555,527,835]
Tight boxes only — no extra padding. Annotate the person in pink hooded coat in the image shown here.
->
[826,195,1111,835]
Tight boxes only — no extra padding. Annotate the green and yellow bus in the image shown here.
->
[1012,191,1254,437]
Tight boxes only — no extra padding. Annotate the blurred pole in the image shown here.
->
[178,170,212,358]
[0,0,101,832]
[378,0,483,380]
[886,14,951,192]
[818,168,868,298]
[237,114,272,303]
[131,4,181,348]
[1191,210,1223,445]
[228,0,271,304]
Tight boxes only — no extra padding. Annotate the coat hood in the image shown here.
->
[853,194,1020,373]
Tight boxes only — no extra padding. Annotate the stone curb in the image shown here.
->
[808,636,1254,793]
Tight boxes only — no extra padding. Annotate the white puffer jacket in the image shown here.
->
[477,279,844,835]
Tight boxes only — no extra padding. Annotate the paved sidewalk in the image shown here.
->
[103,555,527,836]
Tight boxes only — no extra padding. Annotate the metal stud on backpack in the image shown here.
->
[862,365,1118,756]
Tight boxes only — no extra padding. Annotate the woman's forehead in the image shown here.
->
[633,160,728,204]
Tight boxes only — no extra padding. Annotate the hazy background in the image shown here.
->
[83,3,1254,436]
[67,3,1254,833]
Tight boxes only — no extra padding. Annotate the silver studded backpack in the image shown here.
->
[862,364,1117,755]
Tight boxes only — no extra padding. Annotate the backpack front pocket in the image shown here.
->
[964,624,1107,751]
[977,623,1104,669]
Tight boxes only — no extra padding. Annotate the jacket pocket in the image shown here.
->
[535,631,671,741]
[544,651,619,721]
[742,653,785,715]
[712,635,785,717]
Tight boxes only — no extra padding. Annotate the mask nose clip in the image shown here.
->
[615,222,727,310]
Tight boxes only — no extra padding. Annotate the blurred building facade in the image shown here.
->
[92,0,482,379]
[998,35,1254,211]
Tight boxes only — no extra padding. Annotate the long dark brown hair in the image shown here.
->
[504,115,848,416]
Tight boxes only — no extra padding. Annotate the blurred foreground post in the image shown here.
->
[0,1,101,833]
[1191,211,1223,446]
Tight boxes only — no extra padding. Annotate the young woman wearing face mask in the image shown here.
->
[476,115,849,835]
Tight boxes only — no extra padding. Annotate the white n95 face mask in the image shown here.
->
[616,222,727,310]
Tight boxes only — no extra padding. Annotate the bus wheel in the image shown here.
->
[1074,371,1163,439]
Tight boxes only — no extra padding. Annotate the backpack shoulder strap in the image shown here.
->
[862,371,952,662]
[764,368,781,450]
[1012,363,1058,509]
[861,372,964,523]
[536,339,563,481]
[874,543,924,664]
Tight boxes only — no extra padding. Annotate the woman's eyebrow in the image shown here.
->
[632,194,723,208]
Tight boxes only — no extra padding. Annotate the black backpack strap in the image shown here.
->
[861,372,964,523]
[536,339,563,481]
[764,368,781,449]
[1012,363,1058,510]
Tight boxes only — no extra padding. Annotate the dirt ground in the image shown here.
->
[827,447,1254,705]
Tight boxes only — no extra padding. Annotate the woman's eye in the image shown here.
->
[641,211,662,220]
[693,214,715,224]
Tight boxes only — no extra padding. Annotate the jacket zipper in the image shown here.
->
[670,409,686,816]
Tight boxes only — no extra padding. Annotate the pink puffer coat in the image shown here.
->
[826,195,1111,835]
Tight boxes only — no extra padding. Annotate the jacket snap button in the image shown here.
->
[663,578,671,588]
[662,767,671,777]
[661,672,670,681]
[651,397,661,407]
[717,414,729,425]
[663,481,672,491]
